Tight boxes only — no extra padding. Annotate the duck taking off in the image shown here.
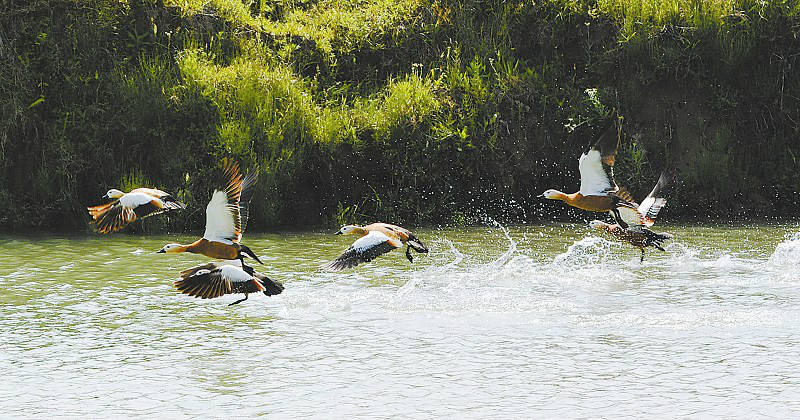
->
[590,221,673,262]
[87,188,186,234]
[589,171,674,261]
[158,158,261,265]
[539,117,641,227]
[612,171,674,228]
[174,261,283,306]
[322,223,428,271]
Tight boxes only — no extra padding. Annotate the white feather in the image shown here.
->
[578,149,613,196]
[192,269,212,277]
[119,192,155,209]
[614,207,647,227]
[218,264,253,284]
[203,190,236,243]
[638,197,656,217]
[353,231,391,252]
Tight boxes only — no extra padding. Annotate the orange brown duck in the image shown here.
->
[589,172,674,262]
[322,223,428,271]
[87,188,186,234]
[540,118,664,228]
[158,158,262,265]
[590,221,673,262]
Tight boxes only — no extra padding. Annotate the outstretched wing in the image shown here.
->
[88,201,137,234]
[238,166,259,235]
[578,122,620,196]
[253,271,284,297]
[174,263,262,299]
[322,231,400,271]
[638,171,673,223]
[204,159,245,244]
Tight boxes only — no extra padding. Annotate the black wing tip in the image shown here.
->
[172,200,187,209]
[585,112,622,154]
[261,277,284,296]
[648,170,677,199]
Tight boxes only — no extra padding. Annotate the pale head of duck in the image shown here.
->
[336,225,363,235]
[103,189,125,199]
[538,189,566,201]
[157,243,184,253]
[589,220,609,230]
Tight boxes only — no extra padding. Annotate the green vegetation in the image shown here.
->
[1,0,798,231]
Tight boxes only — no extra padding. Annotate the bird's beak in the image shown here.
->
[156,249,165,253]
[102,194,109,199]
[537,193,545,198]
[335,231,343,235]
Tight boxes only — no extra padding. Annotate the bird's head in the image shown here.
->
[336,225,361,235]
[538,189,565,200]
[157,243,183,254]
[103,189,125,199]
[589,220,608,230]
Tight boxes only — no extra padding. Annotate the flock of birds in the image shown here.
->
[86,120,673,305]
[86,159,430,305]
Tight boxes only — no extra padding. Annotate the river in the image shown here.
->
[1,223,799,418]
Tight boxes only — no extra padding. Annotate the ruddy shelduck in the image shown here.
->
[174,260,283,306]
[589,221,673,262]
[158,159,262,265]
[87,187,185,234]
[589,171,674,261]
[540,119,668,228]
[322,223,428,271]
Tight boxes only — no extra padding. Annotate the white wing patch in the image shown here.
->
[203,190,236,244]
[578,150,613,196]
[192,269,212,277]
[638,197,655,217]
[353,231,393,252]
[613,207,648,227]
[218,264,253,284]
[638,197,666,222]
[119,192,155,209]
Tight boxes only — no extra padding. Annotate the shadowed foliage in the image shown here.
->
[0,0,798,231]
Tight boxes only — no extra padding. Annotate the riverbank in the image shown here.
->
[2,0,798,231]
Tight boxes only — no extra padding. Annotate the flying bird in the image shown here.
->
[322,223,428,271]
[158,158,261,265]
[589,172,675,261]
[174,260,283,306]
[87,187,185,234]
[539,117,666,228]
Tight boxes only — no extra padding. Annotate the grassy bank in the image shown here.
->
[1,0,798,231]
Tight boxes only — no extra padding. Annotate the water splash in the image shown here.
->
[768,231,800,267]
[552,236,618,267]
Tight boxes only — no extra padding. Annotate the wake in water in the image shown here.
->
[395,222,800,310]
[280,223,800,316]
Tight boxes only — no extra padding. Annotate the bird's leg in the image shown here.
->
[405,246,414,263]
[640,249,645,263]
[228,294,249,306]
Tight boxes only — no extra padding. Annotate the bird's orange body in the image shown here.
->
[554,192,616,213]
[176,238,240,260]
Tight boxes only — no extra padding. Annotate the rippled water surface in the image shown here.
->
[2,223,800,419]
